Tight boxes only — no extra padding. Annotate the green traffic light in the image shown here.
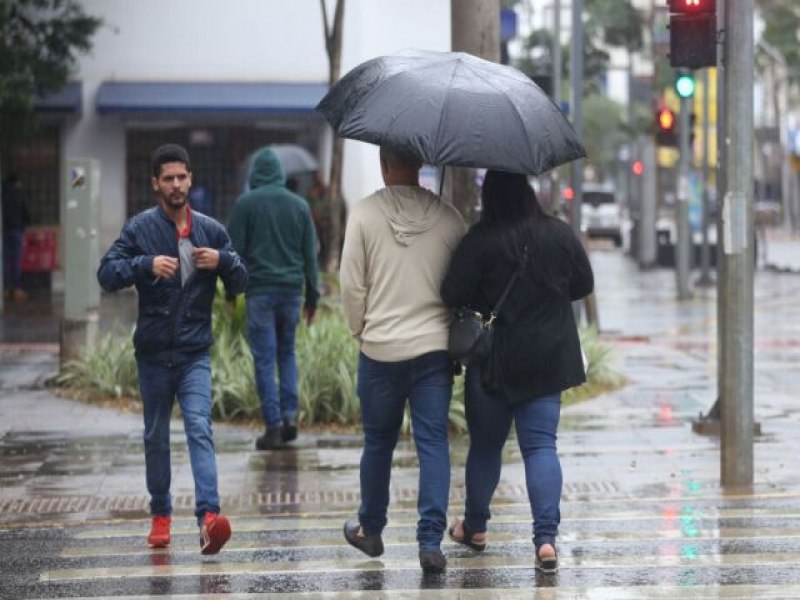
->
[675,73,695,98]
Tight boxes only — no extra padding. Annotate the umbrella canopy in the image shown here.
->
[268,144,319,175]
[316,49,586,175]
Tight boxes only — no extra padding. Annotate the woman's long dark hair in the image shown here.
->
[480,170,565,293]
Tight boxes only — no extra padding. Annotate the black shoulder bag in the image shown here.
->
[447,248,527,365]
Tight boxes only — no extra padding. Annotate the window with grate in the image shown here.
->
[0,126,60,226]
[126,126,300,224]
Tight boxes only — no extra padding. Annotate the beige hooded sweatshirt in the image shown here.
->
[339,185,466,362]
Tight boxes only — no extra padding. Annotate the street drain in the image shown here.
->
[0,481,620,517]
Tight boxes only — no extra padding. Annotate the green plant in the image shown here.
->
[53,329,138,399]
[55,291,623,434]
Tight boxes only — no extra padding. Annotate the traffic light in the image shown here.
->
[655,107,677,147]
[675,71,695,99]
[668,0,716,69]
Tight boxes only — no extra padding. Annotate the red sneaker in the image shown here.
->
[199,512,231,555]
[147,515,171,548]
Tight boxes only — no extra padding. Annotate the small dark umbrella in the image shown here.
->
[316,48,586,175]
[269,144,319,175]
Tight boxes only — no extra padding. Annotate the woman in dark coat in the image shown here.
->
[440,170,594,572]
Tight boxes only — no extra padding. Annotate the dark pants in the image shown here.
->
[3,229,23,290]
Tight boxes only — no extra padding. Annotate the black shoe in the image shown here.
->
[343,519,384,557]
[282,418,298,443]
[419,548,446,573]
[255,427,283,451]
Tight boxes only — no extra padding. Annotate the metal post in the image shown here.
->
[569,0,584,238]
[697,68,714,286]
[675,94,692,300]
[550,0,562,214]
[0,164,4,314]
[719,0,754,487]
[639,136,657,267]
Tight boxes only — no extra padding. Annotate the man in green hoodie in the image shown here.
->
[227,147,320,450]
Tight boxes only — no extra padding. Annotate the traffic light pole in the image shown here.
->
[675,95,692,300]
[719,0,754,487]
[697,67,714,287]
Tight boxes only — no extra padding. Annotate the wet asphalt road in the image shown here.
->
[2,237,800,598]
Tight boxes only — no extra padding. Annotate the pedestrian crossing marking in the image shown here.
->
[39,551,800,582]
[59,527,800,558]
[30,585,800,599]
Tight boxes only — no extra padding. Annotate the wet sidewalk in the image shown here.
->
[3,239,800,597]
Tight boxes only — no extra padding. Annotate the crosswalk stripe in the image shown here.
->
[70,507,800,539]
[39,552,800,582]
[57,528,800,559]
[29,585,800,600]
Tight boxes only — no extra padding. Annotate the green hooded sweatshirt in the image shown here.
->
[227,148,320,308]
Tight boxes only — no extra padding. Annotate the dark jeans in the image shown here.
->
[464,366,562,548]
[136,354,220,524]
[246,293,302,428]
[356,350,452,551]
[3,229,23,290]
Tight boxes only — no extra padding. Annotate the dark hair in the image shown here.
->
[151,144,191,178]
[480,170,562,291]
[380,144,422,171]
[480,170,546,226]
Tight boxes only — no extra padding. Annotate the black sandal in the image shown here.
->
[535,543,558,573]
[448,518,486,552]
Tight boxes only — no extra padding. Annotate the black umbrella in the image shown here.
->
[316,48,586,175]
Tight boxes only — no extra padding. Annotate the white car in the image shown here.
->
[581,185,622,247]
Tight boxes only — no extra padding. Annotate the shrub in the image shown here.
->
[55,290,622,435]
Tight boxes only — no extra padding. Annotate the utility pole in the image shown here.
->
[569,0,584,239]
[719,0,754,487]
[639,136,657,267]
[550,0,562,214]
[697,68,714,286]
[675,93,692,300]
[450,0,500,223]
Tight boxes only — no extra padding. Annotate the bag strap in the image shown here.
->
[486,246,528,327]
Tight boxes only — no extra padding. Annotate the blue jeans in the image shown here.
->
[464,366,562,548]
[136,354,220,524]
[3,229,23,290]
[356,350,452,551]
[246,293,302,428]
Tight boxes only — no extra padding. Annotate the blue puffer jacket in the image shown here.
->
[97,206,248,363]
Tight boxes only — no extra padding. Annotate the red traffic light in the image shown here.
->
[658,108,675,131]
[632,160,644,176]
[668,0,714,14]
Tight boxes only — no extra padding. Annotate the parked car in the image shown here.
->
[581,184,622,246]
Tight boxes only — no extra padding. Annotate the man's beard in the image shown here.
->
[162,192,187,209]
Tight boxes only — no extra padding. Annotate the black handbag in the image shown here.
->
[447,249,527,364]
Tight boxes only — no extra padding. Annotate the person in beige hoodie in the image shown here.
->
[339,145,466,573]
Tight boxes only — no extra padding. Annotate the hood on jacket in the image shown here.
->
[377,186,444,247]
[248,148,285,190]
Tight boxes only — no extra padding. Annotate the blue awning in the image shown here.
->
[96,81,328,115]
[34,82,83,115]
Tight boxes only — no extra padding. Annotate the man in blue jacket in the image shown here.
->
[227,147,320,450]
[97,144,248,554]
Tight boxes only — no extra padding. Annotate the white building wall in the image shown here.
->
[67,0,450,249]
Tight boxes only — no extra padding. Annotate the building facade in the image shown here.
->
[4,0,450,272]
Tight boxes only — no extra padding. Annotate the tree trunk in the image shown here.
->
[320,0,346,272]
[449,0,500,222]
[325,136,345,272]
